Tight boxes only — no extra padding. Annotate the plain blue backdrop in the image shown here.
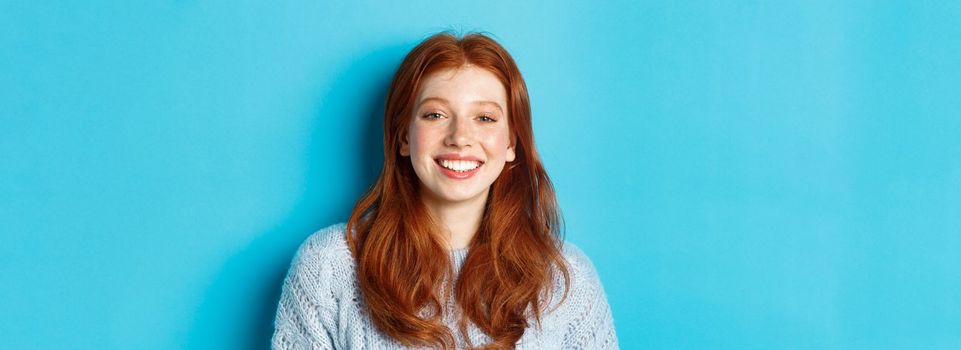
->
[2,1,960,349]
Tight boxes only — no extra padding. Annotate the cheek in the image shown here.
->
[484,130,513,159]
[408,125,437,157]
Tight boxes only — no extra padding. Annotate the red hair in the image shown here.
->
[345,32,570,349]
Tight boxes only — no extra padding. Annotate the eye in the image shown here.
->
[478,115,497,122]
[422,112,445,120]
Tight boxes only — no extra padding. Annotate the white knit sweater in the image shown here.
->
[271,223,619,349]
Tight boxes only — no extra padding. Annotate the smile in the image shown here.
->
[438,159,481,172]
[434,158,484,179]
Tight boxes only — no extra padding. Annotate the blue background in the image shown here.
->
[2,1,959,349]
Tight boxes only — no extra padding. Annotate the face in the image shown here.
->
[400,65,515,206]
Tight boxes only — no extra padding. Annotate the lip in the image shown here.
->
[435,161,482,179]
[434,153,485,162]
[434,155,484,180]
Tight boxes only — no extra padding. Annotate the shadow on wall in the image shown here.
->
[186,41,413,349]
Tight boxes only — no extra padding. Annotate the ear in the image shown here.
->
[399,133,410,156]
[506,139,516,162]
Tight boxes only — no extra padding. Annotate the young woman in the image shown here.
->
[272,32,618,349]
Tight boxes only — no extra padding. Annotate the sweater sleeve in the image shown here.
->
[561,245,619,349]
[271,236,338,350]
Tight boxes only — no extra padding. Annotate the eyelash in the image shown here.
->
[422,112,497,123]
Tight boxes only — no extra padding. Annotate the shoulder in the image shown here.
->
[292,222,353,267]
[560,242,603,287]
[295,222,352,260]
[545,241,610,312]
[285,222,356,298]
[543,242,619,347]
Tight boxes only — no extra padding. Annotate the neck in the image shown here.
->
[420,188,489,250]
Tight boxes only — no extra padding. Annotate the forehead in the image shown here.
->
[415,66,507,107]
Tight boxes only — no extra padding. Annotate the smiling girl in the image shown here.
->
[272,32,618,350]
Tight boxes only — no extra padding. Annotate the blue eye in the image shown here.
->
[423,112,444,119]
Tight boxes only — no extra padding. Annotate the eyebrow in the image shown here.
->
[418,97,504,113]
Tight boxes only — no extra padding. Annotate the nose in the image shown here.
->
[445,115,474,148]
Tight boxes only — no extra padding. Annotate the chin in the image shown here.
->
[437,191,483,203]
[426,185,487,203]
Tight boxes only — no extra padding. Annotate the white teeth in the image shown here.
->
[439,159,481,172]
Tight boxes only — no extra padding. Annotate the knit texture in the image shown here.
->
[272,223,619,349]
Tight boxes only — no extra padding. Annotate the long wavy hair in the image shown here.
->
[345,32,570,349]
